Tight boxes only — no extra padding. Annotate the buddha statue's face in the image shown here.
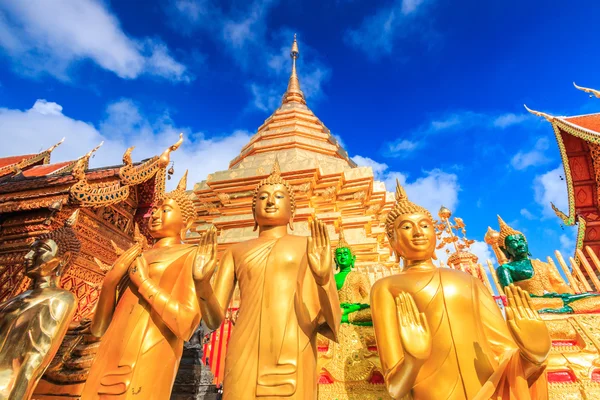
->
[335,247,355,270]
[504,234,529,260]
[390,213,436,262]
[149,198,185,239]
[253,183,292,227]
[24,238,62,278]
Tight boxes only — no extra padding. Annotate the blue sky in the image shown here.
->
[1,0,599,270]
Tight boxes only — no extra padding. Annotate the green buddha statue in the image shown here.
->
[319,229,380,387]
[335,230,371,326]
[496,215,600,313]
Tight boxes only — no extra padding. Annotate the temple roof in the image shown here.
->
[227,36,355,173]
[563,114,600,135]
[0,138,64,178]
[526,89,600,266]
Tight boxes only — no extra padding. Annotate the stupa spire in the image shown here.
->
[282,34,306,105]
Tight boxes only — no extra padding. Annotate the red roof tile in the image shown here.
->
[0,154,35,168]
[564,114,600,134]
[23,161,73,177]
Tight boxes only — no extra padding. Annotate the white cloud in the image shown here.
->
[511,137,550,170]
[0,0,190,82]
[493,113,534,129]
[0,99,251,190]
[559,232,575,255]
[32,99,63,116]
[388,139,418,153]
[534,165,568,219]
[352,155,460,214]
[346,0,434,59]
[350,155,388,180]
[396,169,459,214]
[385,110,540,157]
[520,208,535,220]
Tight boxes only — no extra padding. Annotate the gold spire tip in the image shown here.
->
[291,34,299,58]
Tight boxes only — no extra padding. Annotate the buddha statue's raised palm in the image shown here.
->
[505,285,551,364]
[192,227,218,283]
[396,292,431,362]
[307,219,332,286]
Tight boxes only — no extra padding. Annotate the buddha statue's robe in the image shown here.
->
[372,266,548,400]
[215,235,340,400]
[81,244,200,400]
[498,259,600,313]
[0,288,76,400]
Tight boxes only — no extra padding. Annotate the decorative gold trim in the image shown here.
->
[548,122,577,226]
[119,134,183,186]
[70,136,183,208]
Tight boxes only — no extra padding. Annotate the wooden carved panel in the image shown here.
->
[574,185,594,207]
[569,155,592,182]
[562,131,585,153]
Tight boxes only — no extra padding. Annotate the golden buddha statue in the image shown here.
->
[320,229,380,385]
[370,181,550,400]
[82,171,202,399]
[495,216,600,314]
[194,160,341,399]
[0,210,81,400]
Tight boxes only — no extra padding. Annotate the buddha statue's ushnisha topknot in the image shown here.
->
[252,158,296,217]
[385,179,433,240]
[38,209,81,271]
[163,170,196,224]
[497,215,524,250]
[335,227,353,254]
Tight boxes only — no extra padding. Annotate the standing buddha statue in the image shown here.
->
[82,171,202,399]
[0,210,81,400]
[193,160,341,399]
[495,215,600,313]
[370,181,549,400]
[320,228,380,388]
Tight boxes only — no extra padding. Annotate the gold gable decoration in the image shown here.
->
[69,135,184,208]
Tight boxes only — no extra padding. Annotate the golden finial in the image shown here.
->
[282,34,306,105]
[123,146,135,165]
[64,209,79,227]
[497,215,524,249]
[158,133,184,168]
[438,206,452,219]
[574,82,600,99]
[523,104,554,122]
[385,180,433,239]
[46,137,65,153]
[291,33,299,58]
[85,141,104,159]
[71,142,104,180]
